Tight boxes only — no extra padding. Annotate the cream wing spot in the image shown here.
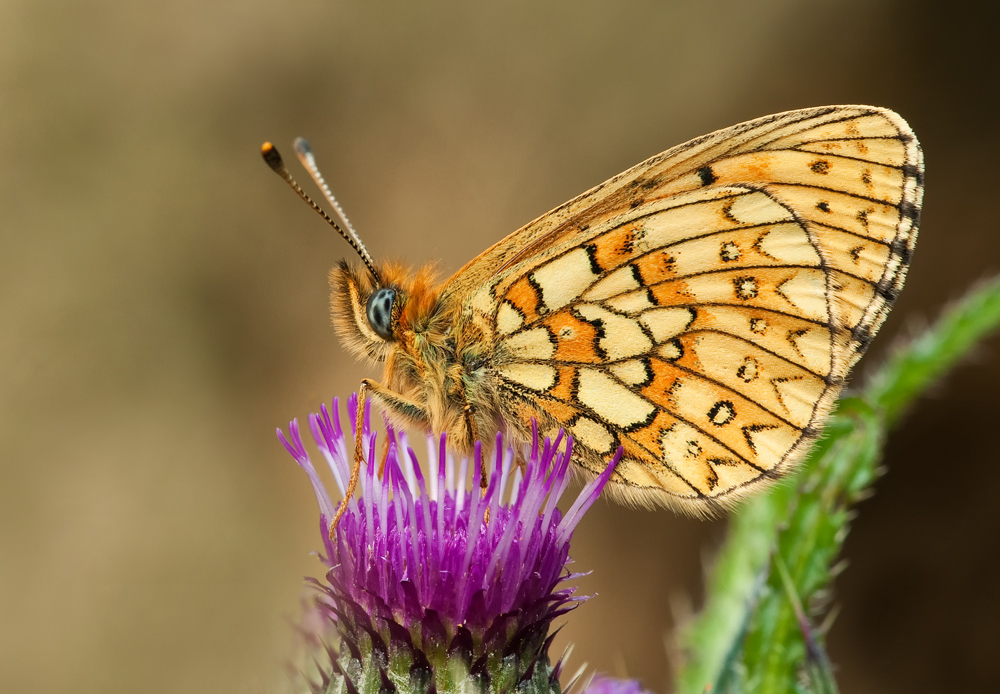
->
[708,401,736,426]
[725,191,794,225]
[741,424,798,470]
[502,326,555,360]
[771,377,823,425]
[737,357,759,382]
[774,271,829,320]
[584,264,640,300]
[639,307,695,343]
[497,363,557,392]
[659,338,684,362]
[577,368,656,429]
[496,301,524,335]
[576,303,652,360]
[572,417,615,455]
[610,359,651,386]
[755,225,822,265]
[531,247,599,312]
[605,289,655,314]
[787,327,832,374]
[734,276,759,300]
[470,285,494,319]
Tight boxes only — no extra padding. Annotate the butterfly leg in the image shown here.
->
[460,401,489,494]
[463,400,489,523]
[327,382,367,538]
[327,379,431,540]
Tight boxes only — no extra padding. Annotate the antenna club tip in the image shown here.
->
[293,137,313,156]
[260,142,285,171]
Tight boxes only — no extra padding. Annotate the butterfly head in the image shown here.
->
[261,140,442,364]
[330,260,441,363]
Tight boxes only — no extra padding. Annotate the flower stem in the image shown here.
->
[866,276,1000,426]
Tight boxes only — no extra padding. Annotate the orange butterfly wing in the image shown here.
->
[444,105,922,514]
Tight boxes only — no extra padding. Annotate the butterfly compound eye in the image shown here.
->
[366,287,396,340]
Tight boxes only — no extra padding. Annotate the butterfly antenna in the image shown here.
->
[292,138,372,263]
[261,141,381,283]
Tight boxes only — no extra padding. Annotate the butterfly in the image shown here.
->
[263,105,922,527]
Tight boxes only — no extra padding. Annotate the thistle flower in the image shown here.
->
[581,675,654,694]
[278,394,620,694]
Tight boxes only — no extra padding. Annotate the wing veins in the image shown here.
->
[506,301,834,339]
[508,367,763,473]
[511,324,832,380]
[786,144,910,168]
[500,388,722,497]
[767,181,910,208]
[651,346,824,427]
[807,219,893,246]
[745,110,891,149]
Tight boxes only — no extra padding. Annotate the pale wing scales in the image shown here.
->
[496,301,524,335]
[795,138,908,168]
[686,332,826,428]
[571,416,617,456]
[759,113,905,149]
[639,307,697,342]
[530,247,600,312]
[692,305,833,375]
[808,227,891,282]
[575,304,653,359]
[576,368,657,429]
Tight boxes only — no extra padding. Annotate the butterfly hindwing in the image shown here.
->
[471,105,922,513]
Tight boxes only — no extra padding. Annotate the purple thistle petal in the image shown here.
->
[346,392,358,434]
[435,435,446,559]
[436,433,447,501]
[558,446,623,546]
[329,397,344,440]
[445,446,456,496]
[316,404,348,493]
[278,420,336,525]
[584,675,654,694]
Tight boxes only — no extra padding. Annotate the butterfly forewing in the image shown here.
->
[461,105,922,513]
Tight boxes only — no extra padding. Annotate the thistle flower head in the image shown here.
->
[278,395,619,694]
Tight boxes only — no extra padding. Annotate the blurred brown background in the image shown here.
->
[2,1,999,692]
